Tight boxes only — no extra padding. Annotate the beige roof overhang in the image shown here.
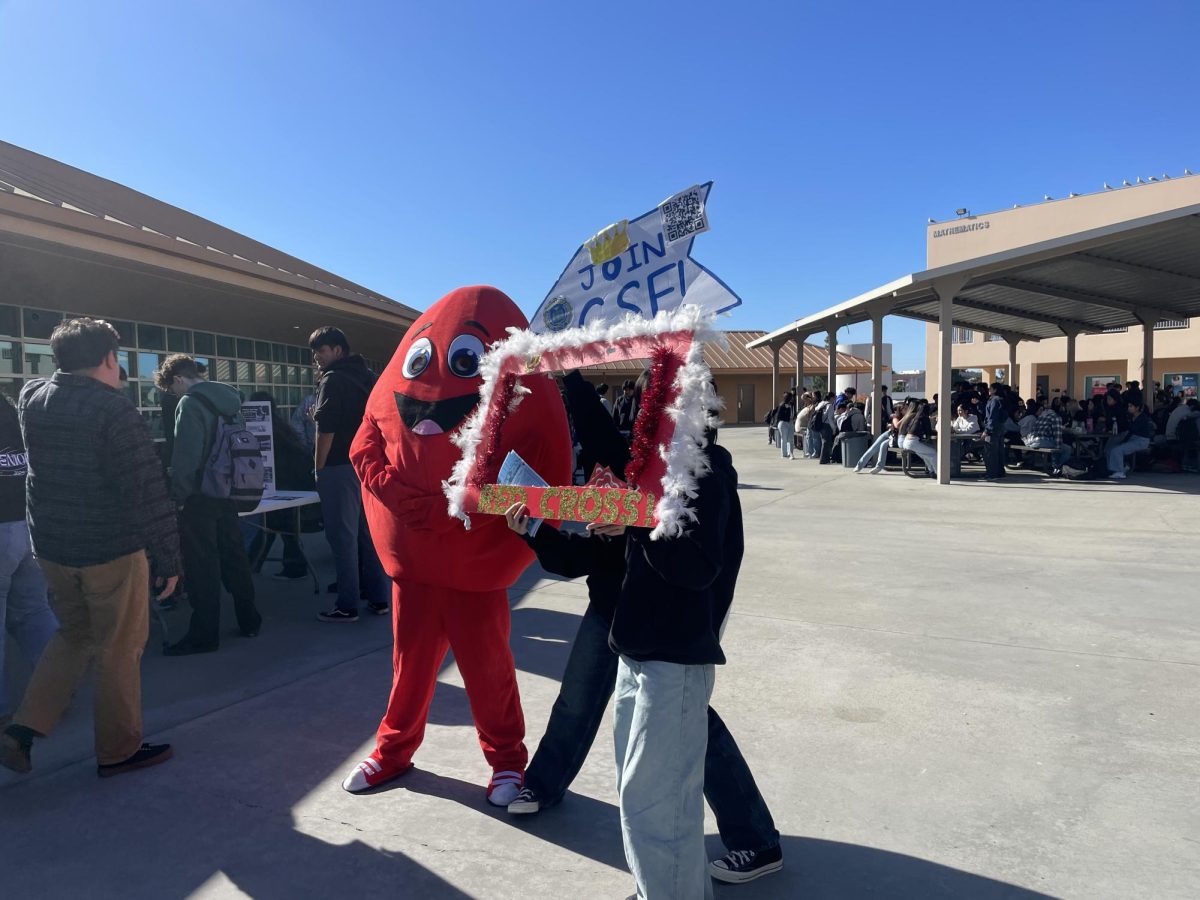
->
[747,203,1200,349]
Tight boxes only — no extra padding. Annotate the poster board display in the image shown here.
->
[1165,372,1199,399]
[240,400,276,498]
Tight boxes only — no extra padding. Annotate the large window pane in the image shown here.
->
[193,332,216,355]
[216,335,236,358]
[254,362,269,383]
[24,343,55,376]
[236,339,254,360]
[167,328,191,352]
[237,361,253,382]
[23,309,62,340]
[255,341,271,361]
[302,367,314,387]
[287,345,302,365]
[0,340,22,375]
[137,323,166,350]
[214,359,233,382]
[109,321,135,346]
[270,363,283,384]
[138,352,163,380]
[117,349,132,378]
[272,343,286,363]
[139,383,162,408]
[0,306,20,337]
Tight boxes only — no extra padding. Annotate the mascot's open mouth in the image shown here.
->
[394,391,480,436]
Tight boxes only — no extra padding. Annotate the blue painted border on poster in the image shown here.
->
[536,181,744,319]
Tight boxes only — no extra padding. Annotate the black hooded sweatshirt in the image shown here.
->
[313,354,377,467]
[610,440,743,665]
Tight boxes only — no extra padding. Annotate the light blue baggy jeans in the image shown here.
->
[1107,435,1150,474]
[856,432,892,470]
[614,655,715,900]
[899,435,937,476]
[776,421,795,458]
[0,519,58,717]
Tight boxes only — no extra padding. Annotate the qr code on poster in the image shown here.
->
[660,186,709,243]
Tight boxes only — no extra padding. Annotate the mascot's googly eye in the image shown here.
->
[403,337,433,379]
[447,334,485,379]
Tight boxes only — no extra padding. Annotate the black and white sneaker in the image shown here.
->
[709,846,783,884]
[317,608,359,623]
[507,786,541,815]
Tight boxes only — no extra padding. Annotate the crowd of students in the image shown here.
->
[766,378,1200,480]
[0,318,395,781]
[1,319,783,897]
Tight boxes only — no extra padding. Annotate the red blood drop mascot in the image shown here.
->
[343,285,572,804]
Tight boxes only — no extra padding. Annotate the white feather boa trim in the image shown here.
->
[442,305,725,539]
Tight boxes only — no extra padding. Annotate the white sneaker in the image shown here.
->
[487,770,524,806]
[1109,471,1126,480]
[870,466,885,474]
[853,466,864,473]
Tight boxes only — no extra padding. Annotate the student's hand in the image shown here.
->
[155,575,179,601]
[504,503,531,535]
[587,521,626,538]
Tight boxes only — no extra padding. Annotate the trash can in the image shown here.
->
[840,432,871,468]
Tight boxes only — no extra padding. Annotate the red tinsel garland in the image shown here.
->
[469,371,519,487]
[625,346,684,489]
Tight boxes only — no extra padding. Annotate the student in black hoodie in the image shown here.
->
[0,396,57,727]
[505,371,780,892]
[309,327,390,622]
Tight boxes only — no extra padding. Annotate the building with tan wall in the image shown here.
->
[574,330,869,425]
[924,175,1200,401]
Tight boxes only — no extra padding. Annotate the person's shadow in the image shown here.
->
[706,835,1059,899]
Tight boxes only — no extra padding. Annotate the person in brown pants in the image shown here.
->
[0,318,181,778]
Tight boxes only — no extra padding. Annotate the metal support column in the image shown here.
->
[1137,310,1156,411]
[933,275,969,485]
[826,329,837,397]
[1064,329,1078,399]
[1007,339,1019,395]
[870,311,884,433]
[770,343,780,413]
[793,336,803,392]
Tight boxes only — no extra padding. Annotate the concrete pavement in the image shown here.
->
[2,426,1198,899]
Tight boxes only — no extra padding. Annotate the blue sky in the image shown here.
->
[2,0,1197,369]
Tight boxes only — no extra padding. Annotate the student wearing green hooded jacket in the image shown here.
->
[156,354,261,655]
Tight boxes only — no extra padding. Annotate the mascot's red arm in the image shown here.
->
[350,284,573,591]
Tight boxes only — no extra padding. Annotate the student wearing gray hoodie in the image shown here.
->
[157,354,261,655]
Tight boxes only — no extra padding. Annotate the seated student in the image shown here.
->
[829,400,868,462]
[1016,403,1038,442]
[796,394,816,458]
[897,399,937,478]
[1165,397,1198,440]
[854,401,906,474]
[1024,402,1073,475]
[951,403,980,434]
[1107,402,1154,480]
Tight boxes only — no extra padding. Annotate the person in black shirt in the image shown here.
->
[0,397,57,728]
[309,327,390,622]
[774,391,796,459]
[612,378,639,438]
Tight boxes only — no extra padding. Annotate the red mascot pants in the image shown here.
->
[374,578,527,772]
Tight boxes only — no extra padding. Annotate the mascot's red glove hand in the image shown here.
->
[393,493,453,531]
